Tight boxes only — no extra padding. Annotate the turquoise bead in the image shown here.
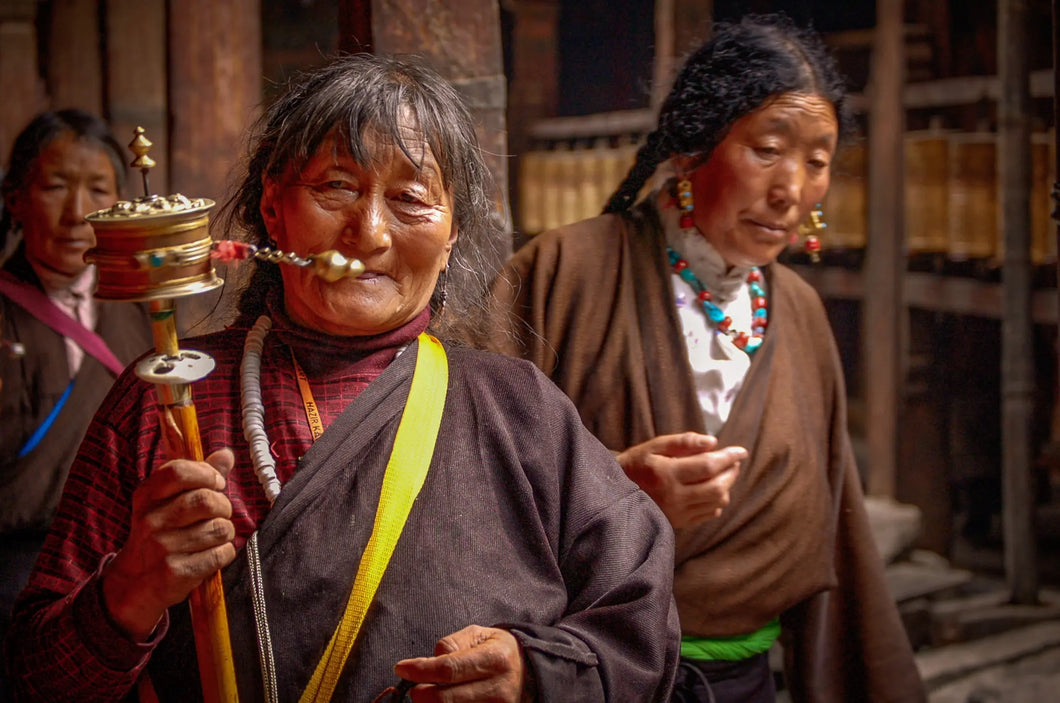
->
[667,245,767,356]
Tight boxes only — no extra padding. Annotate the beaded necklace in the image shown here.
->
[668,176,769,355]
[667,247,768,354]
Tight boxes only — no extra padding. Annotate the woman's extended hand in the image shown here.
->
[617,432,746,529]
[393,625,527,702]
[101,448,236,641]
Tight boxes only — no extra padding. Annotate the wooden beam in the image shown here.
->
[864,0,905,498]
[846,70,1056,113]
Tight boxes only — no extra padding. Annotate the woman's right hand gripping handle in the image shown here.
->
[617,433,746,529]
[100,448,237,641]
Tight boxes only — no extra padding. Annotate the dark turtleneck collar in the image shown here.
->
[264,290,431,379]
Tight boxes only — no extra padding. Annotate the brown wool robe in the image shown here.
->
[488,199,926,703]
[147,340,681,702]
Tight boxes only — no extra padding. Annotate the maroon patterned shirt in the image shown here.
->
[5,301,430,701]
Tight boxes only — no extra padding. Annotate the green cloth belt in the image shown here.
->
[680,618,781,662]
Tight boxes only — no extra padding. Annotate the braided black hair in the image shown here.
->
[603,13,850,214]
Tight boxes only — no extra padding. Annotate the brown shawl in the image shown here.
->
[488,200,925,703]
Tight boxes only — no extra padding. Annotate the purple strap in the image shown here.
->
[0,270,126,376]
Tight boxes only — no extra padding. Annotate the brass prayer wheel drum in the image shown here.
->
[947,131,998,261]
[84,193,223,302]
[818,139,867,250]
[904,129,950,255]
[1031,131,1056,266]
[997,131,1058,266]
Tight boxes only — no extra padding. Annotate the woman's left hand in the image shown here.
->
[393,624,527,702]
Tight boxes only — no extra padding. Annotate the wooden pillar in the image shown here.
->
[507,0,560,150]
[0,0,46,162]
[370,0,511,266]
[999,0,1038,604]
[505,0,558,247]
[46,0,103,114]
[652,0,712,110]
[167,0,261,332]
[167,0,262,204]
[105,0,167,195]
[864,0,905,498]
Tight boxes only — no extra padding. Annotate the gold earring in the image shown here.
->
[798,204,826,263]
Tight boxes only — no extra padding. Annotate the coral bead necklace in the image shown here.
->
[668,177,769,354]
[666,248,768,354]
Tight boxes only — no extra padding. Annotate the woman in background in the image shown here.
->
[490,14,925,703]
[0,110,151,702]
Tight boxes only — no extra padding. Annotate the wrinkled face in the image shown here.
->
[681,92,838,268]
[260,126,456,337]
[9,132,119,281]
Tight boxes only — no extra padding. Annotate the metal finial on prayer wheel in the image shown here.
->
[129,126,157,196]
[85,127,222,302]
[309,250,365,281]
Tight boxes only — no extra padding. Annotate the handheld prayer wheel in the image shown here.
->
[84,128,367,703]
[86,127,222,302]
[86,127,239,703]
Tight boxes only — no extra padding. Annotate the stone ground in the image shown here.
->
[925,630,1060,703]
[771,496,1060,702]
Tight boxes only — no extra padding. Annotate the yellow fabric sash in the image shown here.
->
[299,333,448,703]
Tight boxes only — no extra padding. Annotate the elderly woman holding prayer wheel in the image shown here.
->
[6,54,680,702]
[488,15,924,703]
[0,109,153,702]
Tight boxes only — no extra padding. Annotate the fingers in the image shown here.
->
[394,626,524,700]
[670,445,748,484]
[138,455,227,507]
[640,432,719,459]
[206,447,235,478]
[105,447,238,637]
[677,466,741,525]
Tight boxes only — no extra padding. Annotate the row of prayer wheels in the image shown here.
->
[518,140,640,234]
[818,129,1057,265]
[517,130,1057,267]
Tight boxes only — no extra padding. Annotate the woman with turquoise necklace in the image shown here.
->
[489,14,925,703]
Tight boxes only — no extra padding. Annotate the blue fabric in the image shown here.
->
[18,379,75,458]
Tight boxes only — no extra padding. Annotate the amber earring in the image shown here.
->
[798,204,826,263]
[676,178,695,230]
